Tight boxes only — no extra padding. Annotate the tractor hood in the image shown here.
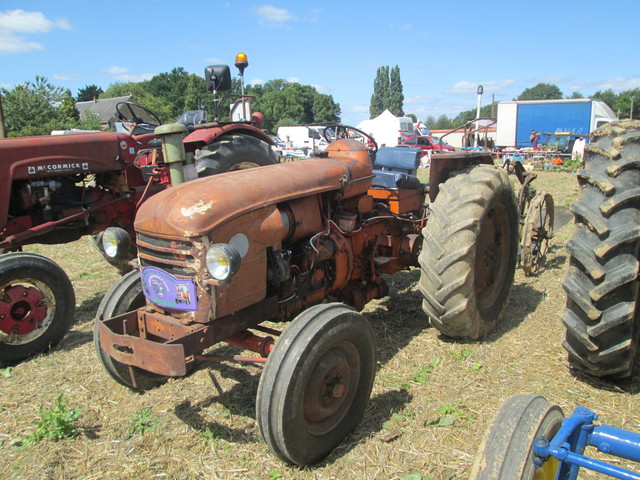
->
[135,140,373,238]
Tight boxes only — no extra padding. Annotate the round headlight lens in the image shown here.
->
[102,227,131,259]
[206,244,241,281]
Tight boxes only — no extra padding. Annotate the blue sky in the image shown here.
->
[1,1,639,126]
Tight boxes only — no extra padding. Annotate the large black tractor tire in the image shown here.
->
[195,134,279,178]
[562,120,640,379]
[0,253,75,365]
[93,270,166,391]
[469,394,564,480]
[256,303,376,466]
[419,165,519,339]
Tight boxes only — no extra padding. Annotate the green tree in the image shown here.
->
[59,89,79,124]
[406,113,417,123]
[568,91,584,99]
[592,88,640,119]
[312,93,340,123]
[370,66,389,118]
[592,89,618,109]
[389,65,404,116]
[77,84,104,102]
[516,83,563,101]
[1,76,68,136]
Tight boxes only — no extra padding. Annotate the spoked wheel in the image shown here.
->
[0,253,75,365]
[469,394,564,480]
[521,190,554,276]
[195,134,279,177]
[419,166,519,339]
[93,270,165,391]
[256,303,376,466]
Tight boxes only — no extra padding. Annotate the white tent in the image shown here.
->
[357,109,415,147]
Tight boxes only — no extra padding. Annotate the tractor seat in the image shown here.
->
[176,110,208,131]
[371,147,422,189]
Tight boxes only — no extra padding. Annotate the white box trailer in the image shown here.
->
[496,99,617,148]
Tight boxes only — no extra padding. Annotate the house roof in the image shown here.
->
[76,95,135,123]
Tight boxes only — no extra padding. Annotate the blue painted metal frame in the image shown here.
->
[532,406,640,479]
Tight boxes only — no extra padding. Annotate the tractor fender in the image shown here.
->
[183,123,274,151]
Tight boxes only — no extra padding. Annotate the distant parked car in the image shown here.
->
[399,135,455,156]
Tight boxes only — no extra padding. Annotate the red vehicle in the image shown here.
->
[400,135,455,156]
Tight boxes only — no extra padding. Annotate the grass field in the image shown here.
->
[1,170,638,480]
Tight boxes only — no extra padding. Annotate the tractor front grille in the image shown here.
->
[137,233,197,276]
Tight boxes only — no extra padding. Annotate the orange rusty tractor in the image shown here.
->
[94,128,519,465]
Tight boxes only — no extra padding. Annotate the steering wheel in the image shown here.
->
[115,102,161,131]
[321,123,378,155]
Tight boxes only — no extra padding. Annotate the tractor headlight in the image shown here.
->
[102,227,131,260]
[206,244,241,281]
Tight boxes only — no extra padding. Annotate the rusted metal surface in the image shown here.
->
[98,297,279,375]
[134,140,373,239]
[429,151,493,202]
[183,122,273,151]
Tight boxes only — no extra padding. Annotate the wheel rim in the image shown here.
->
[523,193,554,275]
[303,342,360,436]
[534,456,560,479]
[475,201,511,309]
[0,279,55,344]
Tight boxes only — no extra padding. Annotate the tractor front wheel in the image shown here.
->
[256,303,376,466]
[0,253,75,365]
[469,394,564,480]
[93,270,166,391]
[419,165,518,339]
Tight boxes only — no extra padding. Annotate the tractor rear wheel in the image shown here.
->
[256,303,376,466]
[195,134,278,177]
[419,165,518,339]
[563,120,640,378]
[0,253,75,365]
[469,394,564,479]
[93,270,166,391]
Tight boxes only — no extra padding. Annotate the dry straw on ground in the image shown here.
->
[0,171,638,480]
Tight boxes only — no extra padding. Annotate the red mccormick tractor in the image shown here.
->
[0,57,278,366]
[95,129,519,466]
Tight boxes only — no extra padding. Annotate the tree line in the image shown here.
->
[2,69,637,138]
[0,68,341,137]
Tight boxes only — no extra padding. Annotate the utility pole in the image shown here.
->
[630,97,635,119]
[474,85,483,148]
[0,92,6,138]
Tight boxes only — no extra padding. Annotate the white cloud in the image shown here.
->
[446,79,515,95]
[571,76,640,93]
[53,73,76,81]
[205,57,223,64]
[103,65,154,82]
[286,76,300,83]
[255,5,295,26]
[249,78,264,85]
[0,9,71,55]
[350,105,369,113]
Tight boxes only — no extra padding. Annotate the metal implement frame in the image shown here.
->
[533,406,640,480]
